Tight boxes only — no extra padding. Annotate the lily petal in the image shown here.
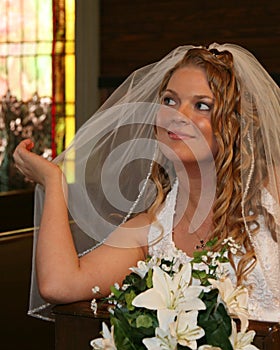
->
[132,288,166,309]
[229,321,259,350]
[152,266,173,305]
[142,337,162,350]
[157,309,177,330]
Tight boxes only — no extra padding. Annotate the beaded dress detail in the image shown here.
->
[148,180,280,322]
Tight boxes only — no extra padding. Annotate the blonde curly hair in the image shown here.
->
[147,47,277,285]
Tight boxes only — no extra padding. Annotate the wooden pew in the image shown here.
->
[53,301,280,350]
[0,230,55,350]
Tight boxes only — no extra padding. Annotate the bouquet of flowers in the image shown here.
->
[90,238,259,350]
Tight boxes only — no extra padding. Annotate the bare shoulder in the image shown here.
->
[122,212,152,228]
[105,212,152,249]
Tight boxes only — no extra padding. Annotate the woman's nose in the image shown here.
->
[177,103,192,118]
[173,104,192,123]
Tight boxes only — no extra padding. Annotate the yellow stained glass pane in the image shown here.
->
[65,115,75,148]
[66,0,75,40]
[65,41,75,54]
[65,54,75,101]
[65,103,75,116]
[62,146,75,183]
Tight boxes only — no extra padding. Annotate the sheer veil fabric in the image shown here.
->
[29,43,280,321]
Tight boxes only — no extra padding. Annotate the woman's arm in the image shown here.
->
[13,139,149,304]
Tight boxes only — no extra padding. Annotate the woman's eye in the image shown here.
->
[162,96,176,106]
[196,102,211,111]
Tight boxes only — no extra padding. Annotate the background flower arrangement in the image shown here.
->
[90,238,259,350]
[0,90,52,191]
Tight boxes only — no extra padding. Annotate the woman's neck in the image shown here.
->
[173,160,216,233]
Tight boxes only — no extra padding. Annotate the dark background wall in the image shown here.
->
[99,0,280,80]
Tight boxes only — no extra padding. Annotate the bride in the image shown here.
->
[13,43,280,324]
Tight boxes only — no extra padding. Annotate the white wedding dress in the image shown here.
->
[148,180,280,323]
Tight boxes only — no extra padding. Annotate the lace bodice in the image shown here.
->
[148,180,280,322]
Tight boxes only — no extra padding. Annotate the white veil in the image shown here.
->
[28,43,280,321]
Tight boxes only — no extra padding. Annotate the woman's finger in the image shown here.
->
[13,139,33,163]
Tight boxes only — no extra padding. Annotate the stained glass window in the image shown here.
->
[0,0,75,192]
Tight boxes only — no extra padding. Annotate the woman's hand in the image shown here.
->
[13,139,61,187]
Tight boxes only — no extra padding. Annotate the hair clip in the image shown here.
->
[209,48,221,57]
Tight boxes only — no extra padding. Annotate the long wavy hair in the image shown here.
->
[147,47,277,285]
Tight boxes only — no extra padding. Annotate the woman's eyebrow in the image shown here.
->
[193,94,215,101]
[160,89,179,97]
[162,89,214,102]
[162,88,176,94]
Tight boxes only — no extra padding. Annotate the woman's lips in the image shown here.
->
[167,130,195,140]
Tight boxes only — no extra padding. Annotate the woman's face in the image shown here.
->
[156,65,218,165]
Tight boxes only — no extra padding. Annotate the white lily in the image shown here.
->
[229,321,259,350]
[143,327,177,350]
[90,322,117,350]
[170,310,205,349]
[143,310,177,350]
[198,346,222,350]
[132,263,206,312]
[209,277,249,332]
[129,260,150,278]
[143,309,204,350]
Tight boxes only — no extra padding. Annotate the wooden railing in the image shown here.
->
[53,301,280,350]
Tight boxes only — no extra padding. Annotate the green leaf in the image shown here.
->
[136,314,154,328]
[146,268,153,288]
[193,250,207,261]
[134,276,148,291]
[192,269,211,286]
[205,237,218,247]
[110,284,122,298]
[219,257,229,263]
[111,316,139,350]
[198,290,233,350]
[125,290,137,311]
[192,269,207,279]
[123,273,142,287]
[111,311,145,349]
[111,308,157,349]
